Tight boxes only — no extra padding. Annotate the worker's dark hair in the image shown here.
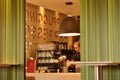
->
[74,41,80,47]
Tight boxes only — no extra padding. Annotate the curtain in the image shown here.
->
[0,0,25,80]
[80,0,120,80]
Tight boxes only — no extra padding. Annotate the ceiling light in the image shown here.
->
[59,2,80,36]
[59,17,80,36]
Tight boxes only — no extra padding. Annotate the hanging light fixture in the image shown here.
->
[59,2,80,36]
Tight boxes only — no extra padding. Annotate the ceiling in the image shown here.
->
[26,0,80,16]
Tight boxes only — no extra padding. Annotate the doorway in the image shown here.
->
[25,0,80,80]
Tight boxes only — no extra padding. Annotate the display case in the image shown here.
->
[36,41,69,73]
[36,42,62,72]
[36,49,61,72]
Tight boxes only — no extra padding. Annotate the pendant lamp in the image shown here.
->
[59,2,80,36]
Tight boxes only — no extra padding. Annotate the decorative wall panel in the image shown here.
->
[26,3,68,43]
[26,3,68,58]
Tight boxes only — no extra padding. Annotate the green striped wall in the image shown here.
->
[80,0,120,80]
[0,0,25,80]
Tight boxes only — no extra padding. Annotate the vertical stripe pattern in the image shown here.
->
[0,0,25,80]
[80,0,120,80]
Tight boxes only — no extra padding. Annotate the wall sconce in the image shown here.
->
[59,2,80,36]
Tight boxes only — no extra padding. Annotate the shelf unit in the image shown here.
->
[36,41,68,72]
[36,50,61,72]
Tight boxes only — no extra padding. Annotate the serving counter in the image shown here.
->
[26,73,81,80]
